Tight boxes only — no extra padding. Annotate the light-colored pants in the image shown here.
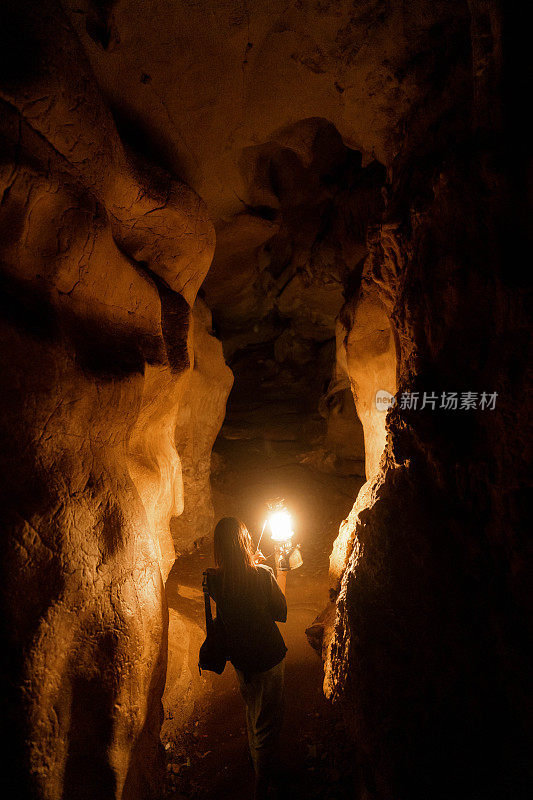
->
[235,659,285,776]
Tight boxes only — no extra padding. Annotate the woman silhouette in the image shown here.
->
[205,516,287,799]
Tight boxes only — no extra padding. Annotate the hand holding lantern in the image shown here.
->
[256,501,303,572]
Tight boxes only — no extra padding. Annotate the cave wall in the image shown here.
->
[58,0,487,483]
[127,297,232,576]
[0,1,216,797]
[171,298,234,553]
[62,0,469,223]
[1,1,530,799]
[62,0,480,480]
[203,119,388,474]
[340,242,398,481]
[325,4,532,799]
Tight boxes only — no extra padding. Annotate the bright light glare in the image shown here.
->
[269,510,294,542]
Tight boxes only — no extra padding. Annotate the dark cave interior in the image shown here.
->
[0,2,531,800]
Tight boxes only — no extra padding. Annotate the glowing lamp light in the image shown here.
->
[269,510,294,542]
[256,502,303,572]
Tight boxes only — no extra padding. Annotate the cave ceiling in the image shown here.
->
[65,0,469,273]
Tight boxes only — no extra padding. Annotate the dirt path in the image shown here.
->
[163,434,362,799]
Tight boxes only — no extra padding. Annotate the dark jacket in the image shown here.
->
[206,564,287,675]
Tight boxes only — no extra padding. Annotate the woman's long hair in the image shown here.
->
[214,517,256,595]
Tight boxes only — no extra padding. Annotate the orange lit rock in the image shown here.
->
[2,3,529,800]
[63,0,454,221]
[0,2,214,797]
[171,299,234,553]
[322,8,531,798]
[127,297,232,577]
[342,257,398,480]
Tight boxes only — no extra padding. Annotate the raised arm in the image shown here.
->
[267,569,287,623]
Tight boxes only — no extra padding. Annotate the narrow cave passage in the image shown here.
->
[158,116,391,798]
[1,4,529,800]
[163,309,367,800]
[164,437,361,799]
[158,118,388,797]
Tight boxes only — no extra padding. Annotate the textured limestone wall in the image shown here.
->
[127,297,232,577]
[324,4,532,799]
[63,0,467,222]
[0,2,215,797]
[2,2,529,799]
[62,0,473,479]
[328,229,399,584]
[171,298,234,553]
[341,246,398,480]
[203,119,386,473]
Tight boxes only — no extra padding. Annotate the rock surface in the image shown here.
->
[0,2,215,797]
[323,5,532,799]
[341,247,398,479]
[63,0,464,222]
[61,0,465,486]
[204,120,385,477]
[171,299,234,554]
[1,2,530,800]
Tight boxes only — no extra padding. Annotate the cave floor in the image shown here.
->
[164,432,363,799]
